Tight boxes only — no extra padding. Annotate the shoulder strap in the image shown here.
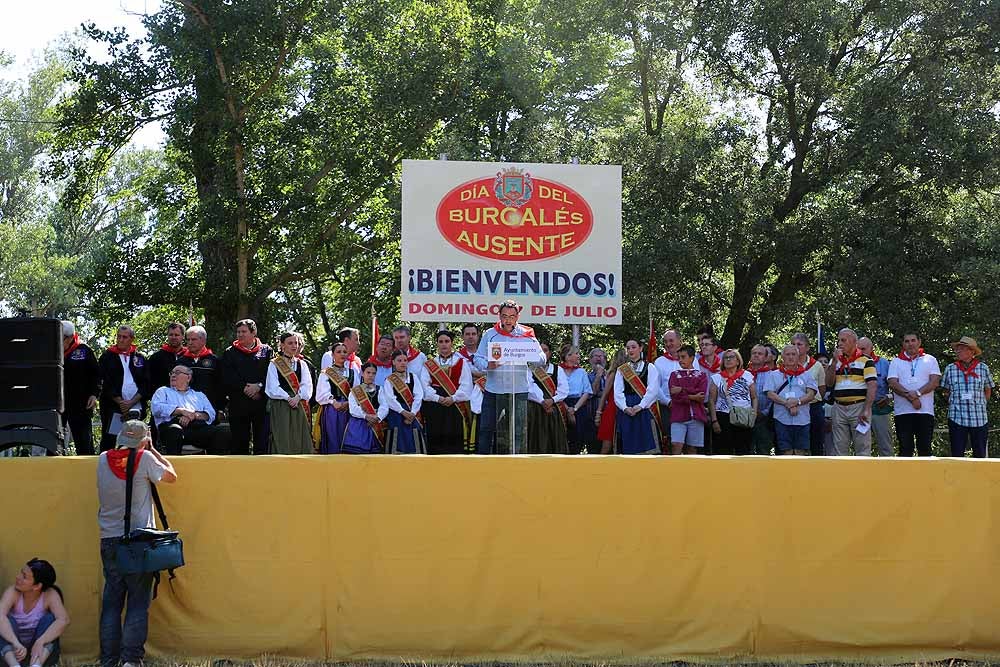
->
[150,484,169,530]
[123,449,136,538]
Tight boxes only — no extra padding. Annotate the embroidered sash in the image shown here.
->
[351,385,387,444]
[272,356,310,421]
[323,367,352,400]
[619,363,663,429]
[424,358,471,421]
[531,365,568,425]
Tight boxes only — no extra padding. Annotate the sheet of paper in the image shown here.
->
[109,413,123,435]
[855,420,871,434]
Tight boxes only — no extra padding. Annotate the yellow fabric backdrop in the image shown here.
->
[2,455,999,662]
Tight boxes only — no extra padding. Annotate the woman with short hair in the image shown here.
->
[708,349,758,455]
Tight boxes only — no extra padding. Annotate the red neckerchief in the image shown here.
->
[802,356,817,371]
[368,354,392,368]
[559,363,579,373]
[403,346,421,362]
[898,348,924,362]
[957,359,980,380]
[782,364,807,377]
[836,347,863,372]
[347,352,358,365]
[182,346,214,360]
[869,353,882,362]
[232,338,261,355]
[698,355,720,374]
[109,344,137,356]
[161,344,186,354]
[64,334,82,357]
[492,322,536,338]
[747,363,772,376]
[458,347,475,361]
[661,351,679,361]
[719,368,744,388]
[106,449,145,480]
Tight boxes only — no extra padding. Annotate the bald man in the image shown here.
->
[825,328,877,455]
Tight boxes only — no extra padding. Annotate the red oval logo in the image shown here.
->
[436,170,594,261]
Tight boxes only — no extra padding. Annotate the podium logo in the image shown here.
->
[491,343,502,361]
[436,170,594,261]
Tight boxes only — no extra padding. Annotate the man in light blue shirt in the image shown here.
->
[151,365,230,454]
[474,299,544,454]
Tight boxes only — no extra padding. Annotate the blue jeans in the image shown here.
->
[100,537,154,667]
[477,392,527,454]
[948,420,989,458]
[1,611,59,666]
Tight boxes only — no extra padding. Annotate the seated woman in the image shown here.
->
[0,558,69,667]
[344,362,389,453]
[380,349,426,454]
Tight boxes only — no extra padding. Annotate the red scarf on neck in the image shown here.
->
[661,351,679,361]
[106,449,145,480]
[957,359,980,380]
[182,346,214,360]
[559,363,579,373]
[898,348,924,362]
[719,368,744,388]
[161,343,186,354]
[368,354,392,368]
[492,322,536,338]
[782,364,807,377]
[747,363,773,376]
[64,334,82,357]
[232,338,261,355]
[869,353,882,362]
[698,355,721,374]
[836,347,863,371]
[109,344,137,356]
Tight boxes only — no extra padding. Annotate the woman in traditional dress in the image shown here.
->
[613,339,661,455]
[344,362,388,454]
[315,342,359,454]
[594,348,627,453]
[265,332,314,454]
[380,349,426,454]
[421,330,473,455]
[559,344,593,454]
[526,342,569,454]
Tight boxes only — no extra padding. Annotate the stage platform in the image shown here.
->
[2,455,999,662]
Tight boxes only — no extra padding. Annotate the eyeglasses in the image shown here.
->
[170,370,192,376]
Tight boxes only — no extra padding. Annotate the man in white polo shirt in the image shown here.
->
[887,332,941,457]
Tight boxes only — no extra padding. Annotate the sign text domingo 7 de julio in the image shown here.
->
[401,160,622,324]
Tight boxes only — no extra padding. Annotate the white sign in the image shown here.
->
[488,339,544,365]
[401,160,622,324]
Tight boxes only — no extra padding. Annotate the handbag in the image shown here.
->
[721,377,755,429]
[116,449,185,588]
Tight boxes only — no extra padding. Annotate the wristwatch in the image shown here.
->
[915,389,922,397]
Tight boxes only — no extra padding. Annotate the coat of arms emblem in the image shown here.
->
[494,168,533,208]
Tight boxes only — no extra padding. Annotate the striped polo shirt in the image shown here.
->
[833,352,877,404]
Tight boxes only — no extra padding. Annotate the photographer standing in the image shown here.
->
[97,421,177,667]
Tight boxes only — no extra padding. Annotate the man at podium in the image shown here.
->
[473,299,544,454]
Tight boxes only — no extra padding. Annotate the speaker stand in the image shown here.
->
[0,410,64,455]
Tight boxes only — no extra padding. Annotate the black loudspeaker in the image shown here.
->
[0,318,64,454]
[0,318,63,365]
[0,365,64,412]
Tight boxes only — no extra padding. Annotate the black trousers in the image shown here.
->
[713,412,752,455]
[227,395,268,455]
[99,400,145,452]
[895,413,935,457]
[63,410,95,455]
[158,421,231,455]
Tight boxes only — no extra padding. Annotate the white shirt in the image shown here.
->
[119,352,139,401]
[421,354,473,403]
[348,385,388,420]
[613,360,660,411]
[151,386,216,426]
[380,372,424,415]
[654,354,681,406]
[710,370,754,413]
[527,363,569,404]
[264,358,313,402]
[315,365,360,405]
[887,353,941,416]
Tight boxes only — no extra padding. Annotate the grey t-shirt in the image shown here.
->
[97,451,167,539]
